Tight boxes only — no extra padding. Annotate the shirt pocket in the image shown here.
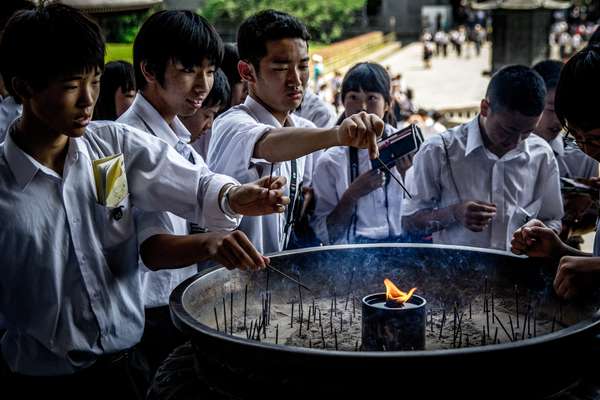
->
[93,194,135,249]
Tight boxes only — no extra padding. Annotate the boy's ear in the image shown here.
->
[238,60,256,84]
[11,77,33,101]
[140,61,158,85]
[480,99,490,118]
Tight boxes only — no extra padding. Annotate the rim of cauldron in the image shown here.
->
[170,243,600,359]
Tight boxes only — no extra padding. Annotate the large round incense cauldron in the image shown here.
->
[171,244,600,399]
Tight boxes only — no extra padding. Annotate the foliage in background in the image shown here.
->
[98,9,153,43]
[199,0,367,43]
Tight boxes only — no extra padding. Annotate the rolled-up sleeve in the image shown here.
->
[536,152,564,232]
[208,111,278,183]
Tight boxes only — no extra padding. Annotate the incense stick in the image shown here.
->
[376,156,412,198]
[266,263,311,291]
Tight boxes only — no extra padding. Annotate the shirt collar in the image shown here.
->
[3,123,67,189]
[244,95,296,128]
[131,93,192,147]
[548,134,564,156]
[464,117,485,156]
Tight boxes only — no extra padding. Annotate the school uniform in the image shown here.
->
[294,88,337,128]
[0,96,22,143]
[403,117,563,251]
[117,93,239,372]
[549,135,599,179]
[208,95,316,254]
[191,129,212,161]
[118,93,227,309]
[0,119,239,377]
[311,124,408,244]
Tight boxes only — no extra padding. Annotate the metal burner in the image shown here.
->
[362,293,426,351]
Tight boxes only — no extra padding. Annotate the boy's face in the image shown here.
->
[569,126,600,161]
[534,88,562,142]
[180,103,221,143]
[115,87,136,118]
[26,67,100,137]
[252,38,309,115]
[157,58,214,118]
[480,99,540,155]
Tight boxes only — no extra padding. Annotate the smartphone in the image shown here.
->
[371,124,423,170]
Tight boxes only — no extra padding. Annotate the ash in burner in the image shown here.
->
[209,281,570,352]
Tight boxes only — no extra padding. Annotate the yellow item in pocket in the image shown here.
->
[93,153,128,207]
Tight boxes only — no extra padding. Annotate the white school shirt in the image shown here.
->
[548,135,599,179]
[208,95,316,254]
[0,96,21,143]
[402,117,563,251]
[294,88,338,128]
[311,126,407,244]
[0,120,238,376]
[117,93,238,308]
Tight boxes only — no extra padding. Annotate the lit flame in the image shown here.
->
[384,278,416,305]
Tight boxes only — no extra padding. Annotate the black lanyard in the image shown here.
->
[282,159,300,249]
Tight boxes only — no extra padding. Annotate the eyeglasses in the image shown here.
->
[564,126,600,147]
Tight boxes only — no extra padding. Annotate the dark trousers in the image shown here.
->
[0,348,150,400]
[139,305,190,379]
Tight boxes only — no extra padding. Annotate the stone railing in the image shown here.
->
[311,31,398,74]
[437,104,480,127]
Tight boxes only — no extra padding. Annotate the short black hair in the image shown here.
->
[93,61,136,121]
[0,0,34,31]
[221,42,241,88]
[555,45,600,132]
[134,10,224,90]
[0,3,105,101]
[203,69,230,110]
[485,65,546,117]
[237,10,310,70]
[532,60,563,91]
[341,62,392,104]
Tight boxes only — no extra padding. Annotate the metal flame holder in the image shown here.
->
[361,293,427,351]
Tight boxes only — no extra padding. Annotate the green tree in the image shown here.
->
[199,0,366,43]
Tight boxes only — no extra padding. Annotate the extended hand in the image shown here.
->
[452,200,496,232]
[554,256,600,299]
[510,219,565,258]
[337,112,384,159]
[206,230,268,271]
[228,176,290,216]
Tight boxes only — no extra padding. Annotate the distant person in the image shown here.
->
[182,69,230,160]
[403,65,563,251]
[220,42,247,109]
[512,45,600,299]
[93,60,136,121]
[312,62,411,244]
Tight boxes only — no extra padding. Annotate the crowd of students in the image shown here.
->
[2,2,600,398]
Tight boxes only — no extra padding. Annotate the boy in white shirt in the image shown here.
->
[118,10,289,373]
[208,10,384,254]
[402,65,563,251]
[512,45,600,299]
[0,5,287,397]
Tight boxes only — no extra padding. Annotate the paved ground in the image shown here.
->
[379,42,491,110]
